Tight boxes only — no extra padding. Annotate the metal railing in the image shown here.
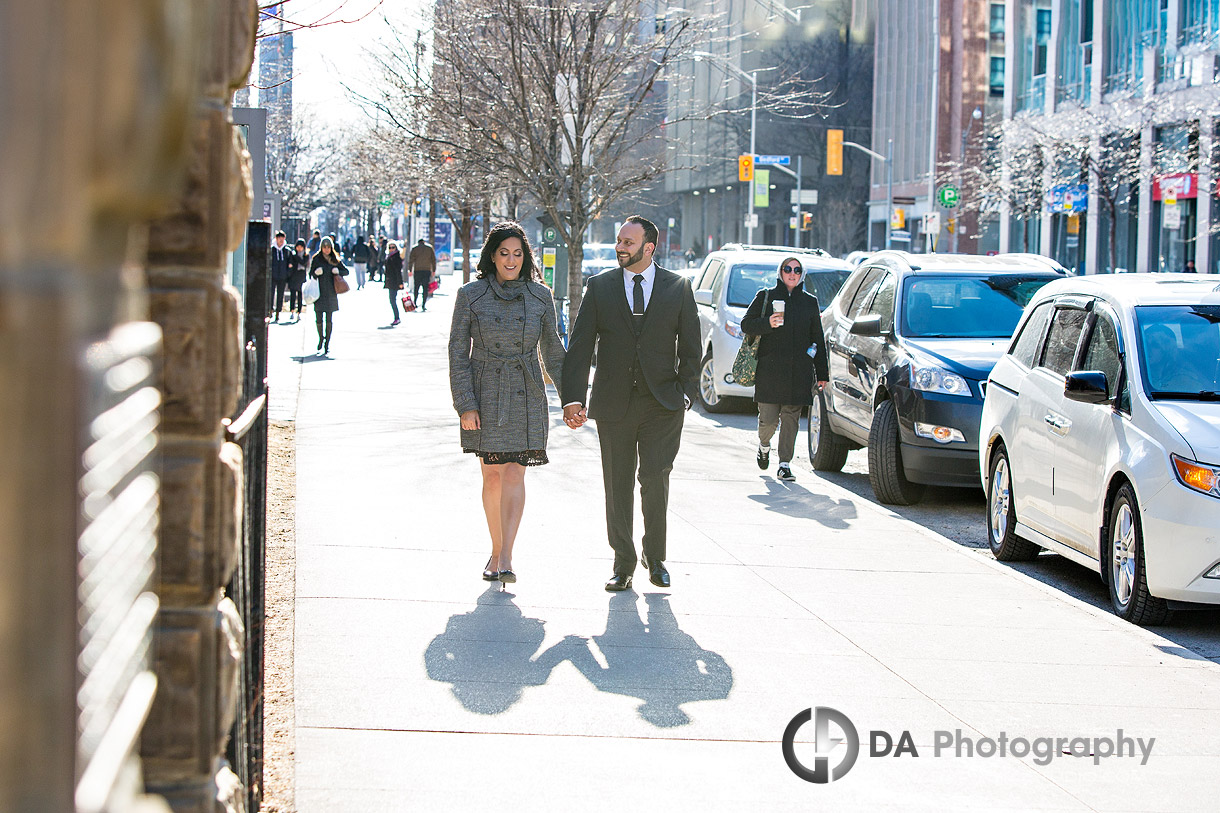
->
[225,221,271,811]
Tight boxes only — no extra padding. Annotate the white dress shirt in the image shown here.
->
[623,263,656,314]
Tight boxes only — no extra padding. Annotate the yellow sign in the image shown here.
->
[753,170,770,208]
[827,129,843,176]
[1066,214,1080,235]
[891,207,905,229]
[738,154,754,182]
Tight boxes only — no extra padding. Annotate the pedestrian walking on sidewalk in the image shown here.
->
[310,237,348,355]
[287,239,308,321]
[740,257,830,483]
[352,235,371,290]
[561,216,701,592]
[448,221,566,584]
[383,241,405,325]
[270,230,291,322]
[409,238,436,311]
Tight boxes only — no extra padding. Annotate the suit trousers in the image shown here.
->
[757,403,803,464]
[595,389,684,574]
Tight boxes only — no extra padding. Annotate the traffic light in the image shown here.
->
[827,129,843,176]
[801,212,812,231]
[738,154,754,182]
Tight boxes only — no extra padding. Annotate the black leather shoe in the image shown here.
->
[605,573,632,592]
[641,555,671,588]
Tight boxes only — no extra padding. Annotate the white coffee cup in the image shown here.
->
[772,300,785,324]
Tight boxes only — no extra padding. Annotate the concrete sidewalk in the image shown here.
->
[275,278,1220,811]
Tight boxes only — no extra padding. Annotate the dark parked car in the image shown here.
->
[809,251,1065,504]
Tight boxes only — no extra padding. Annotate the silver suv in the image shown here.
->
[692,245,851,412]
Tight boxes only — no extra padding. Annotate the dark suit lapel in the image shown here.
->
[606,270,636,329]
[639,266,671,334]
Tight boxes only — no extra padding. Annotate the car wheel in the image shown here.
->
[808,387,848,472]
[867,399,926,505]
[1107,483,1170,625]
[698,352,732,413]
[986,446,1040,561]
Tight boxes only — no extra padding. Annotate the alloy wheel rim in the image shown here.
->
[989,457,1010,546]
[1111,503,1135,608]
[700,359,719,405]
[809,395,822,456]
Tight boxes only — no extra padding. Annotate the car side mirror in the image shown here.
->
[694,290,713,307]
[849,315,882,337]
[1064,371,1110,404]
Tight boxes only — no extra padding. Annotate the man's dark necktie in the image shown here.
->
[632,274,645,315]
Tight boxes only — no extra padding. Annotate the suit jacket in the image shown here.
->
[562,264,701,420]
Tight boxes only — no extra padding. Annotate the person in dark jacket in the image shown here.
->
[287,239,308,321]
[307,229,321,255]
[409,238,437,311]
[449,222,566,583]
[310,237,349,356]
[352,235,371,290]
[374,236,387,282]
[383,241,405,325]
[740,257,830,482]
[270,230,291,322]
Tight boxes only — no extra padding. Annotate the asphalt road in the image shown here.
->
[691,397,1220,662]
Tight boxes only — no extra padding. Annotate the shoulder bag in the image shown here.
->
[333,269,351,295]
[730,289,770,388]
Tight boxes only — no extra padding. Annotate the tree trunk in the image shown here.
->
[461,202,473,284]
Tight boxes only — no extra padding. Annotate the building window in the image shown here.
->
[1035,8,1052,76]
[990,3,1006,42]
[991,57,1006,96]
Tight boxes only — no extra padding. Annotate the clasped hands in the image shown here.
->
[563,404,587,429]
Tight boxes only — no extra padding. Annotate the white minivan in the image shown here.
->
[980,274,1220,624]
[692,245,851,412]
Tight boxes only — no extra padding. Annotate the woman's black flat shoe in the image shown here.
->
[498,570,517,584]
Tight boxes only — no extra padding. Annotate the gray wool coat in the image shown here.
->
[448,275,566,453]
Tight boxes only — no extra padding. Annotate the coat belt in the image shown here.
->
[470,347,543,426]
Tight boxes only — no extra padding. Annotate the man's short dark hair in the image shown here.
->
[625,215,659,248]
[275,230,286,238]
[312,230,321,235]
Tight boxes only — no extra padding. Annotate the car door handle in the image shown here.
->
[1044,413,1071,436]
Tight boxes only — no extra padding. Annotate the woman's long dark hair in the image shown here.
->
[315,236,340,266]
[476,221,539,281]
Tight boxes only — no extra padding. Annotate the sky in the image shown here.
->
[265,0,427,121]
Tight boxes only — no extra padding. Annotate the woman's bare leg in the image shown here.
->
[497,463,527,571]
[480,461,503,568]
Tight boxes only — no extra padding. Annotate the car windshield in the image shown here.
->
[725,263,850,308]
[584,246,616,262]
[1135,305,1220,400]
[901,274,1060,338]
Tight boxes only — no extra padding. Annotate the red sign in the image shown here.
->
[1152,173,1198,201]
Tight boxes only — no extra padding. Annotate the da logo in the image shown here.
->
[782,707,860,783]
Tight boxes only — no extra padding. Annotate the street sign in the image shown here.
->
[1163,203,1182,230]
[738,154,754,182]
[891,207,906,229]
[753,170,770,208]
[542,226,558,243]
[891,229,911,242]
[755,155,790,166]
[936,185,960,208]
[1048,183,1088,213]
[922,212,941,234]
[377,193,392,207]
[745,213,759,228]
[789,190,819,205]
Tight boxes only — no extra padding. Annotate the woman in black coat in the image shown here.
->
[740,257,830,482]
[286,239,309,322]
[383,241,405,325]
[310,237,349,355]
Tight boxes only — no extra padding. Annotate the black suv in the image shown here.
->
[809,252,1064,504]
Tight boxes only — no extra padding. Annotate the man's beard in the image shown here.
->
[617,245,645,268]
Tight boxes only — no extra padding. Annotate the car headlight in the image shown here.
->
[1171,454,1220,499]
[725,321,744,338]
[910,361,971,397]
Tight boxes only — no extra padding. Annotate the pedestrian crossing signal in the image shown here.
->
[738,154,754,182]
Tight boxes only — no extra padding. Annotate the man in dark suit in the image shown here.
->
[562,216,701,591]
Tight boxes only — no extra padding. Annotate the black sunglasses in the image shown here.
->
[781,264,802,273]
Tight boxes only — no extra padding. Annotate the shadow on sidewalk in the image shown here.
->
[748,477,857,528]
[423,592,734,725]
[563,593,733,728]
[423,587,570,715]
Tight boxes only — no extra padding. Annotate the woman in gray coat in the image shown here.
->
[449,222,565,584]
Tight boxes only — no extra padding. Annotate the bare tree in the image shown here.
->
[266,110,345,222]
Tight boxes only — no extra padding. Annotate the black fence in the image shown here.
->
[225,221,270,810]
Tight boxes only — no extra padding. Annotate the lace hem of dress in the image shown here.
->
[464,449,549,466]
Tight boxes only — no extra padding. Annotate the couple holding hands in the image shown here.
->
[448,217,700,590]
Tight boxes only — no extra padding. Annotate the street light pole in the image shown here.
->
[692,52,762,245]
[843,138,894,251]
[955,106,982,252]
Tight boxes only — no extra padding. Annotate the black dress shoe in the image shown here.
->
[605,573,632,592]
[641,555,670,588]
